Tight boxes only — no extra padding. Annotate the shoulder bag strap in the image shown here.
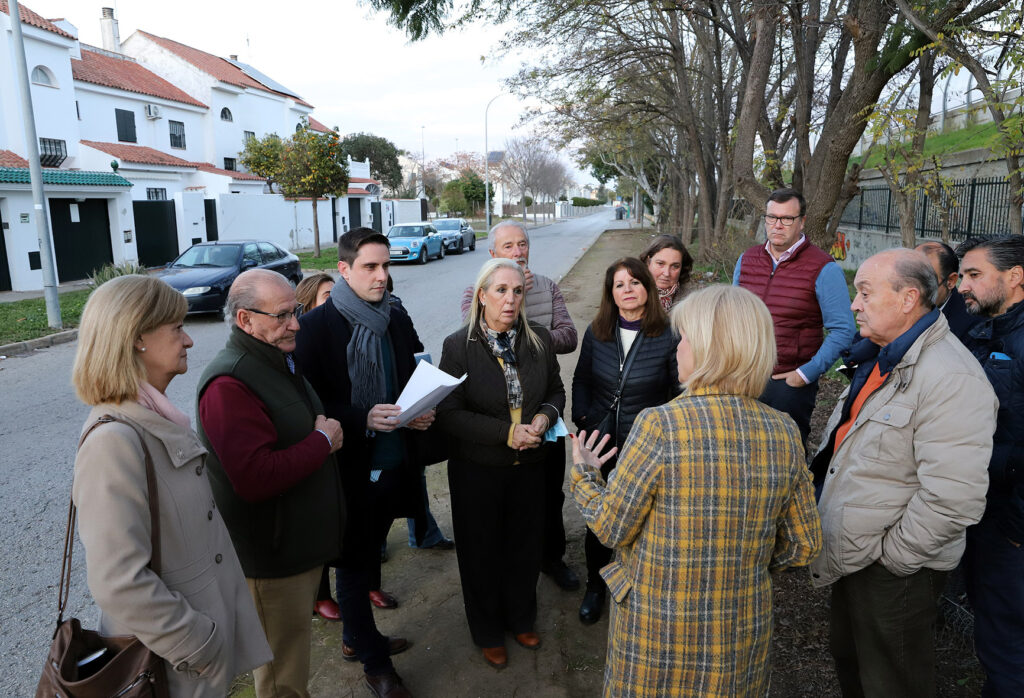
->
[57,414,161,628]
[610,331,645,407]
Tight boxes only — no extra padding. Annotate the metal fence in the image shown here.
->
[840,177,1021,241]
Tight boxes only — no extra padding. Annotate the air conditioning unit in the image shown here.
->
[144,104,162,119]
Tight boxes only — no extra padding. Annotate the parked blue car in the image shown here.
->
[386,223,445,264]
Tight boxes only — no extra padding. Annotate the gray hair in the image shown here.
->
[956,235,1024,273]
[226,269,291,324]
[488,220,530,252]
[883,249,939,309]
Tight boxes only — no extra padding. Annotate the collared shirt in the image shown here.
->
[765,234,807,265]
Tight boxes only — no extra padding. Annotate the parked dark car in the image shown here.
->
[432,218,476,254]
[152,240,302,313]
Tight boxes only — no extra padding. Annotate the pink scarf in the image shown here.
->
[658,284,678,312]
[137,381,191,429]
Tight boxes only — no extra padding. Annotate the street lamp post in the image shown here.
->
[484,94,504,231]
[420,126,426,201]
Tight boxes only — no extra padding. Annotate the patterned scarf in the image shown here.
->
[658,283,679,311]
[330,277,391,409]
[482,321,523,410]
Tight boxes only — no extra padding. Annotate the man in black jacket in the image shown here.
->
[916,241,980,342]
[294,228,432,698]
[957,235,1024,697]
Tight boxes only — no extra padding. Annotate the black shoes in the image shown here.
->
[579,588,605,625]
[542,559,581,591]
[364,670,412,698]
[424,537,455,550]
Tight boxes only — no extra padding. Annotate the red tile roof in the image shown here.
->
[137,31,313,108]
[193,162,264,181]
[348,187,371,196]
[307,116,332,133]
[0,149,29,167]
[80,140,196,168]
[349,177,381,185]
[0,1,74,39]
[73,48,207,108]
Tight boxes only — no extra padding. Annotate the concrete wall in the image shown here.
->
[215,193,336,250]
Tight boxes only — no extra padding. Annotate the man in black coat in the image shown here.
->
[916,241,980,343]
[294,227,432,698]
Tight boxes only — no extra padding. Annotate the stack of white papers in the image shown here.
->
[394,361,466,428]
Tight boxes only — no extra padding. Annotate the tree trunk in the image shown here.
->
[312,198,321,257]
[731,3,776,210]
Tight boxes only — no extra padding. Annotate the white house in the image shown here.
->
[0,4,137,292]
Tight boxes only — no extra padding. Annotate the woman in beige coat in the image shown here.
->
[71,275,271,697]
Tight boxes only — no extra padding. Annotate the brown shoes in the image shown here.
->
[369,589,399,609]
[343,636,410,663]
[515,632,541,649]
[364,670,412,698]
[482,646,508,669]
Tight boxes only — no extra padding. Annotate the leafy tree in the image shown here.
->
[279,121,350,257]
[339,132,404,194]
[459,170,493,214]
[440,180,468,214]
[239,133,285,193]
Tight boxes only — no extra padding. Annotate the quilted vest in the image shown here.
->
[196,325,344,578]
[525,273,555,330]
[739,240,833,373]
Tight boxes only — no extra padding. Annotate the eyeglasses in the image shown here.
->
[764,214,801,227]
[245,304,303,322]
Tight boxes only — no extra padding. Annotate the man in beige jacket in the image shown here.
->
[809,248,997,697]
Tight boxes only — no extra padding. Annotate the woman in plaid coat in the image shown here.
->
[571,285,822,697]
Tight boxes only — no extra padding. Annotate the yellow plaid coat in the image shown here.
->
[571,387,822,697]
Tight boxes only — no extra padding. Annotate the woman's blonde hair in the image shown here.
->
[671,284,776,397]
[467,257,542,352]
[72,275,188,405]
[295,272,334,310]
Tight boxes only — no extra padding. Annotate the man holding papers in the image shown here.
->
[294,227,432,698]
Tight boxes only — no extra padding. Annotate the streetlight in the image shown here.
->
[484,93,505,230]
[420,126,426,200]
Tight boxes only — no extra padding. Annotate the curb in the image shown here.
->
[0,329,79,358]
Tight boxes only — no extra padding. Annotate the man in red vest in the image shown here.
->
[734,188,856,443]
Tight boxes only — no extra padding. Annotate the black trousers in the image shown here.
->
[541,438,568,565]
[759,377,819,445]
[448,457,544,648]
[334,468,400,675]
[584,454,618,590]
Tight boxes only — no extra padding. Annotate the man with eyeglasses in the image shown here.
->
[196,268,346,698]
[294,227,432,698]
[733,188,856,444]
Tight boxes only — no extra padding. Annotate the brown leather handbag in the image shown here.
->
[36,416,170,698]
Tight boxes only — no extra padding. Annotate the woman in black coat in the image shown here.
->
[436,257,565,671]
[572,257,680,624]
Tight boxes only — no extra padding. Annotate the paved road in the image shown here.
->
[0,209,613,695]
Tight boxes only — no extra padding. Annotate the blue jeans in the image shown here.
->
[406,469,446,547]
[965,516,1024,698]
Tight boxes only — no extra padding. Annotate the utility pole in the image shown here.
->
[420,126,426,201]
[9,0,61,327]
[484,94,504,231]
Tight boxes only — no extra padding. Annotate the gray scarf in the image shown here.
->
[330,277,391,409]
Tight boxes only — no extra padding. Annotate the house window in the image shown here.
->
[38,138,67,167]
[244,130,256,143]
[115,108,136,143]
[147,188,168,201]
[220,107,233,122]
[169,120,186,149]
[31,66,56,87]
[223,157,236,171]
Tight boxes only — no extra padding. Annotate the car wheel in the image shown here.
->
[457,239,465,254]
[438,244,446,260]
[418,248,428,265]
[469,236,476,251]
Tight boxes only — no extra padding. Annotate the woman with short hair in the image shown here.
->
[571,284,822,697]
[639,234,694,311]
[571,257,679,624]
[436,257,565,670]
[71,275,271,696]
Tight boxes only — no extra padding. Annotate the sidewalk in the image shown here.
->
[228,225,649,697]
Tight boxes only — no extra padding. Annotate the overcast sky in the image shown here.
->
[27,0,590,182]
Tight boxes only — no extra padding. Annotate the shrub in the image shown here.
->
[89,261,147,288]
[571,196,605,207]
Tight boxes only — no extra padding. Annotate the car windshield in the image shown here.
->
[172,244,241,268]
[388,226,423,238]
[433,220,459,230]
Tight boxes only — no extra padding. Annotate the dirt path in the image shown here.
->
[232,225,983,696]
